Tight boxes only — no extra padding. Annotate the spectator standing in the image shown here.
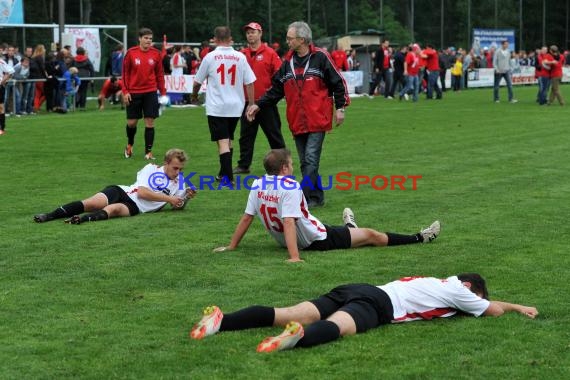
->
[233,22,285,175]
[12,56,30,115]
[493,40,517,103]
[0,54,15,134]
[547,45,565,106]
[247,21,349,207]
[72,47,95,111]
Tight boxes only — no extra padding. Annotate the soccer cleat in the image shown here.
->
[144,152,156,160]
[124,144,133,158]
[34,213,52,223]
[420,221,440,243]
[232,166,251,174]
[342,207,358,228]
[190,305,224,340]
[64,215,82,225]
[256,321,304,353]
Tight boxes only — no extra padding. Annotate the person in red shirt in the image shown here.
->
[330,47,349,72]
[399,44,421,102]
[122,27,167,160]
[421,44,442,99]
[98,76,124,111]
[536,46,551,105]
[234,22,286,174]
[547,45,565,105]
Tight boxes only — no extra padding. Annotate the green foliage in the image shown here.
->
[1,0,569,52]
[1,86,570,378]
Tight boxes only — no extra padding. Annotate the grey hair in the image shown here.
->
[288,21,312,45]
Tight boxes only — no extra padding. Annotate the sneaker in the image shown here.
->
[64,215,82,225]
[144,152,156,160]
[494,100,500,103]
[404,93,409,101]
[124,144,133,158]
[256,321,304,353]
[386,96,394,100]
[233,166,250,174]
[509,99,518,103]
[34,213,52,223]
[420,221,440,243]
[342,208,358,228]
[190,305,224,340]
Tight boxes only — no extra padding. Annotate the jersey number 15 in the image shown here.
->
[260,204,283,232]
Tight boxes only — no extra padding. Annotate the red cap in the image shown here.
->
[243,22,262,31]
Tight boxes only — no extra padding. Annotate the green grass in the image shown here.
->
[1,87,570,379]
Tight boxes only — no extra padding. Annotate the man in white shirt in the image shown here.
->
[0,55,15,135]
[191,26,256,184]
[190,273,538,352]
[213,149,440,262]
[34,148,196,224]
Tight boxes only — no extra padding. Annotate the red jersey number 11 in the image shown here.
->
[216,63,237,86]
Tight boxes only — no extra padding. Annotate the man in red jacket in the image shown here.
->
[421,44,442,100]
[247,21,349,208]
[122,27,167,160]
[234,22,286,175]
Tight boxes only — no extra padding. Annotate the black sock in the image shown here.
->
[386,232,422,246]
[80,210,109,223]
[296,320,340,348]
[0,113,5,130]
[220,305,275,331]
[219,152,233,181]
[145,128,155,154]
[126,125,137,145]
[49,201,85,220]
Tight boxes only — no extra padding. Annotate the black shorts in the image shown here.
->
[126,92,159,119]
[99,185,140,216]
[305,225,352,251]
[0,85,5,103]
[208,116,239,141]
[310,284,394,333]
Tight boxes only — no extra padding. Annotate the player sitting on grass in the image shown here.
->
[189,273,538,352]
[213,148,440,262]
[34,148,195,225]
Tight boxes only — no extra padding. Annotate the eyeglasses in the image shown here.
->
[286,36,301,42]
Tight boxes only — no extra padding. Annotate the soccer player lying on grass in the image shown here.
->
[34,148,196,225]
[190,273,539,352]
[213,148,440,262]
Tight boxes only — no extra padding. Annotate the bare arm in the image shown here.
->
[213,214,254,252]
[283,217,303,263]
[137,186,181,208]
[483,301,538,319]
[245,83,255,106]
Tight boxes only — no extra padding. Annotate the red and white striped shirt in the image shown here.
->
[379,276,490,323]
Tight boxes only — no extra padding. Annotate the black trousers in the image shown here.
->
[237,104,285,169]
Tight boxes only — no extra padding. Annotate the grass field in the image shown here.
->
[1,86,569,379]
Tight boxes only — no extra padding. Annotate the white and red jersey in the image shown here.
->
[119,164,186,213]
[244,175,327,249]
[0,58,15,77]
[379,276,490,323]
[122,46,166,95]
[170,52,186,76]
[194,46,256,117]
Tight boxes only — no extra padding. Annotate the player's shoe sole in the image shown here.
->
[189,305,224,340]
[420,220,440,243]
[64,215,82,225]
[34,213,52,223]
[256,321,304,353]
[342,208,358,228]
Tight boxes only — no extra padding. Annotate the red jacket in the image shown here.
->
[257,45,350,136]
[242,44,282,101]
[122,46,166,95]
[331,49,349,71]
